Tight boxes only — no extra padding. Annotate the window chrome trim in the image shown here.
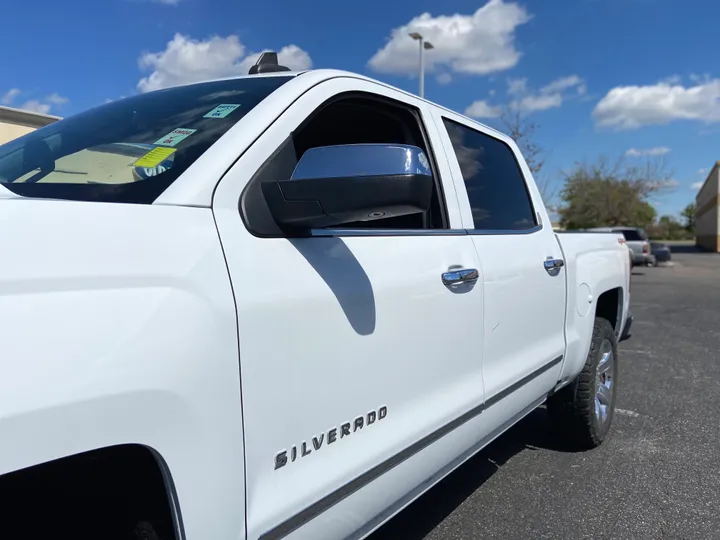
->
[292,223,543,238]
[465,223,544,236]
[305,224,543,237]
[306,228,468,237]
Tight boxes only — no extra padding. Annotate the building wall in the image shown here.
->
[695,163,720,252]
[0,122,35,145]
[0,106,61,147]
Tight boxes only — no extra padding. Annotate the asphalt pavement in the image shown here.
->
[370,245,720,540]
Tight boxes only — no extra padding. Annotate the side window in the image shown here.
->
[241,94,448,236]
[441,118,537,231]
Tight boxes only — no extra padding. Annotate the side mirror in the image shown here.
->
[261,144,433,230]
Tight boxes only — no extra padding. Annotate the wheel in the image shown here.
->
[547,317,618,449]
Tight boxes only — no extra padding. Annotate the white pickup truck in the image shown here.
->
[0,54,631,540]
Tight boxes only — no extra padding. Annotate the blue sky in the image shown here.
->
[2,0,717,217]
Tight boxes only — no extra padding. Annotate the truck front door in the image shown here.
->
[212,78,486,540]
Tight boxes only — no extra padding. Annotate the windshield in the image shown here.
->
[0,75,293,204]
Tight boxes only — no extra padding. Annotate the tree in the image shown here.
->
[498,106,556,210]
[681,202,696,232]
[558,155,673,229]
[647,215,690,240]
[500,107,544,176]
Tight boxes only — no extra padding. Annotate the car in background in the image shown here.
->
[650,241,672,265]
[588,227,652,267]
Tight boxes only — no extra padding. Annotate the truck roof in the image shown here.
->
[159,68,509,142]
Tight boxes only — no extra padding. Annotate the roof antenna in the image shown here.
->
[248,52,291,75]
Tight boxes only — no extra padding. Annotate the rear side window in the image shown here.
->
[0,76,292,204]
[620,229,646,241]
[441,118,537,231]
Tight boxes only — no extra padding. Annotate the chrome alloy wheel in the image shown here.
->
[595,339,614,425]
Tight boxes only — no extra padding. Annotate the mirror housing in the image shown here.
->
[261,144,433,230]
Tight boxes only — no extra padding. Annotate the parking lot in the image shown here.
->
[371,246,720,540]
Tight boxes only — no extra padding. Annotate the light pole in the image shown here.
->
[409,32,434,99]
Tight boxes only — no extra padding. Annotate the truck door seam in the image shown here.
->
[257,355,563,540]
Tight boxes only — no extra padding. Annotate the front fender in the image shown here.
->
[0,201,245,540]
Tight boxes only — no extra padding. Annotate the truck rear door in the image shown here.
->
[212,77,487,540]
[430,109,566,419]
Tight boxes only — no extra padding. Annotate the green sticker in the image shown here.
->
[154,128,197,147]
[203,104,241,119]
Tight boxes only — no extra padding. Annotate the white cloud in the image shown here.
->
[1,88,67,115]
[368,0,531,77]
[507,77,527,95]
[465,73,584,118]
[691,181,704,190]
[690,73,712,84]
[661,75,681,85]
[18,100,52,114]
[436,73,452,85]
[46,93,69,105]
[1,88,20,105]
[593,78,720,130]
[514,93,562,112]
[465,100,501,118]
[698,168,708,175]
[540,75,583,95]
[154,0,180,4]
[510,74,585,112]
[137,33,312,93]
[625,147,671,157]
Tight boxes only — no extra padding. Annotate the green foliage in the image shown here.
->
[680,202,696,232]
[646,215,693,240]
[558,156,673,229]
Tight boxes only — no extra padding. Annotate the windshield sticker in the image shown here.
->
[154,128,197,147]
[203,104,240,119]
[133,147,177,168]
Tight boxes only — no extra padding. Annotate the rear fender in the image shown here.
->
[556,234,629,386]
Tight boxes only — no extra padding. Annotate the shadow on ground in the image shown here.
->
[368,408,576,540]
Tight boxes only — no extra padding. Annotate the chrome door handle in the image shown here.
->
[544,257,564,276]
[442,268,479,286]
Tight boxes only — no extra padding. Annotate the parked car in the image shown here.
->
[0,54,632,540]
[650,241,672,264]
[588,226,652,266]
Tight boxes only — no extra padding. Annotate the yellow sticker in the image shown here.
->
[133,147,177,168]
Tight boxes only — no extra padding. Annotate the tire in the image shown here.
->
[547,317,618,449]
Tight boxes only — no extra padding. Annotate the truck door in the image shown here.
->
[430,109,566,423]
[212,78,486,540]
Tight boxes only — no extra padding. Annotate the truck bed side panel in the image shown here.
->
[555,232,630,384]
